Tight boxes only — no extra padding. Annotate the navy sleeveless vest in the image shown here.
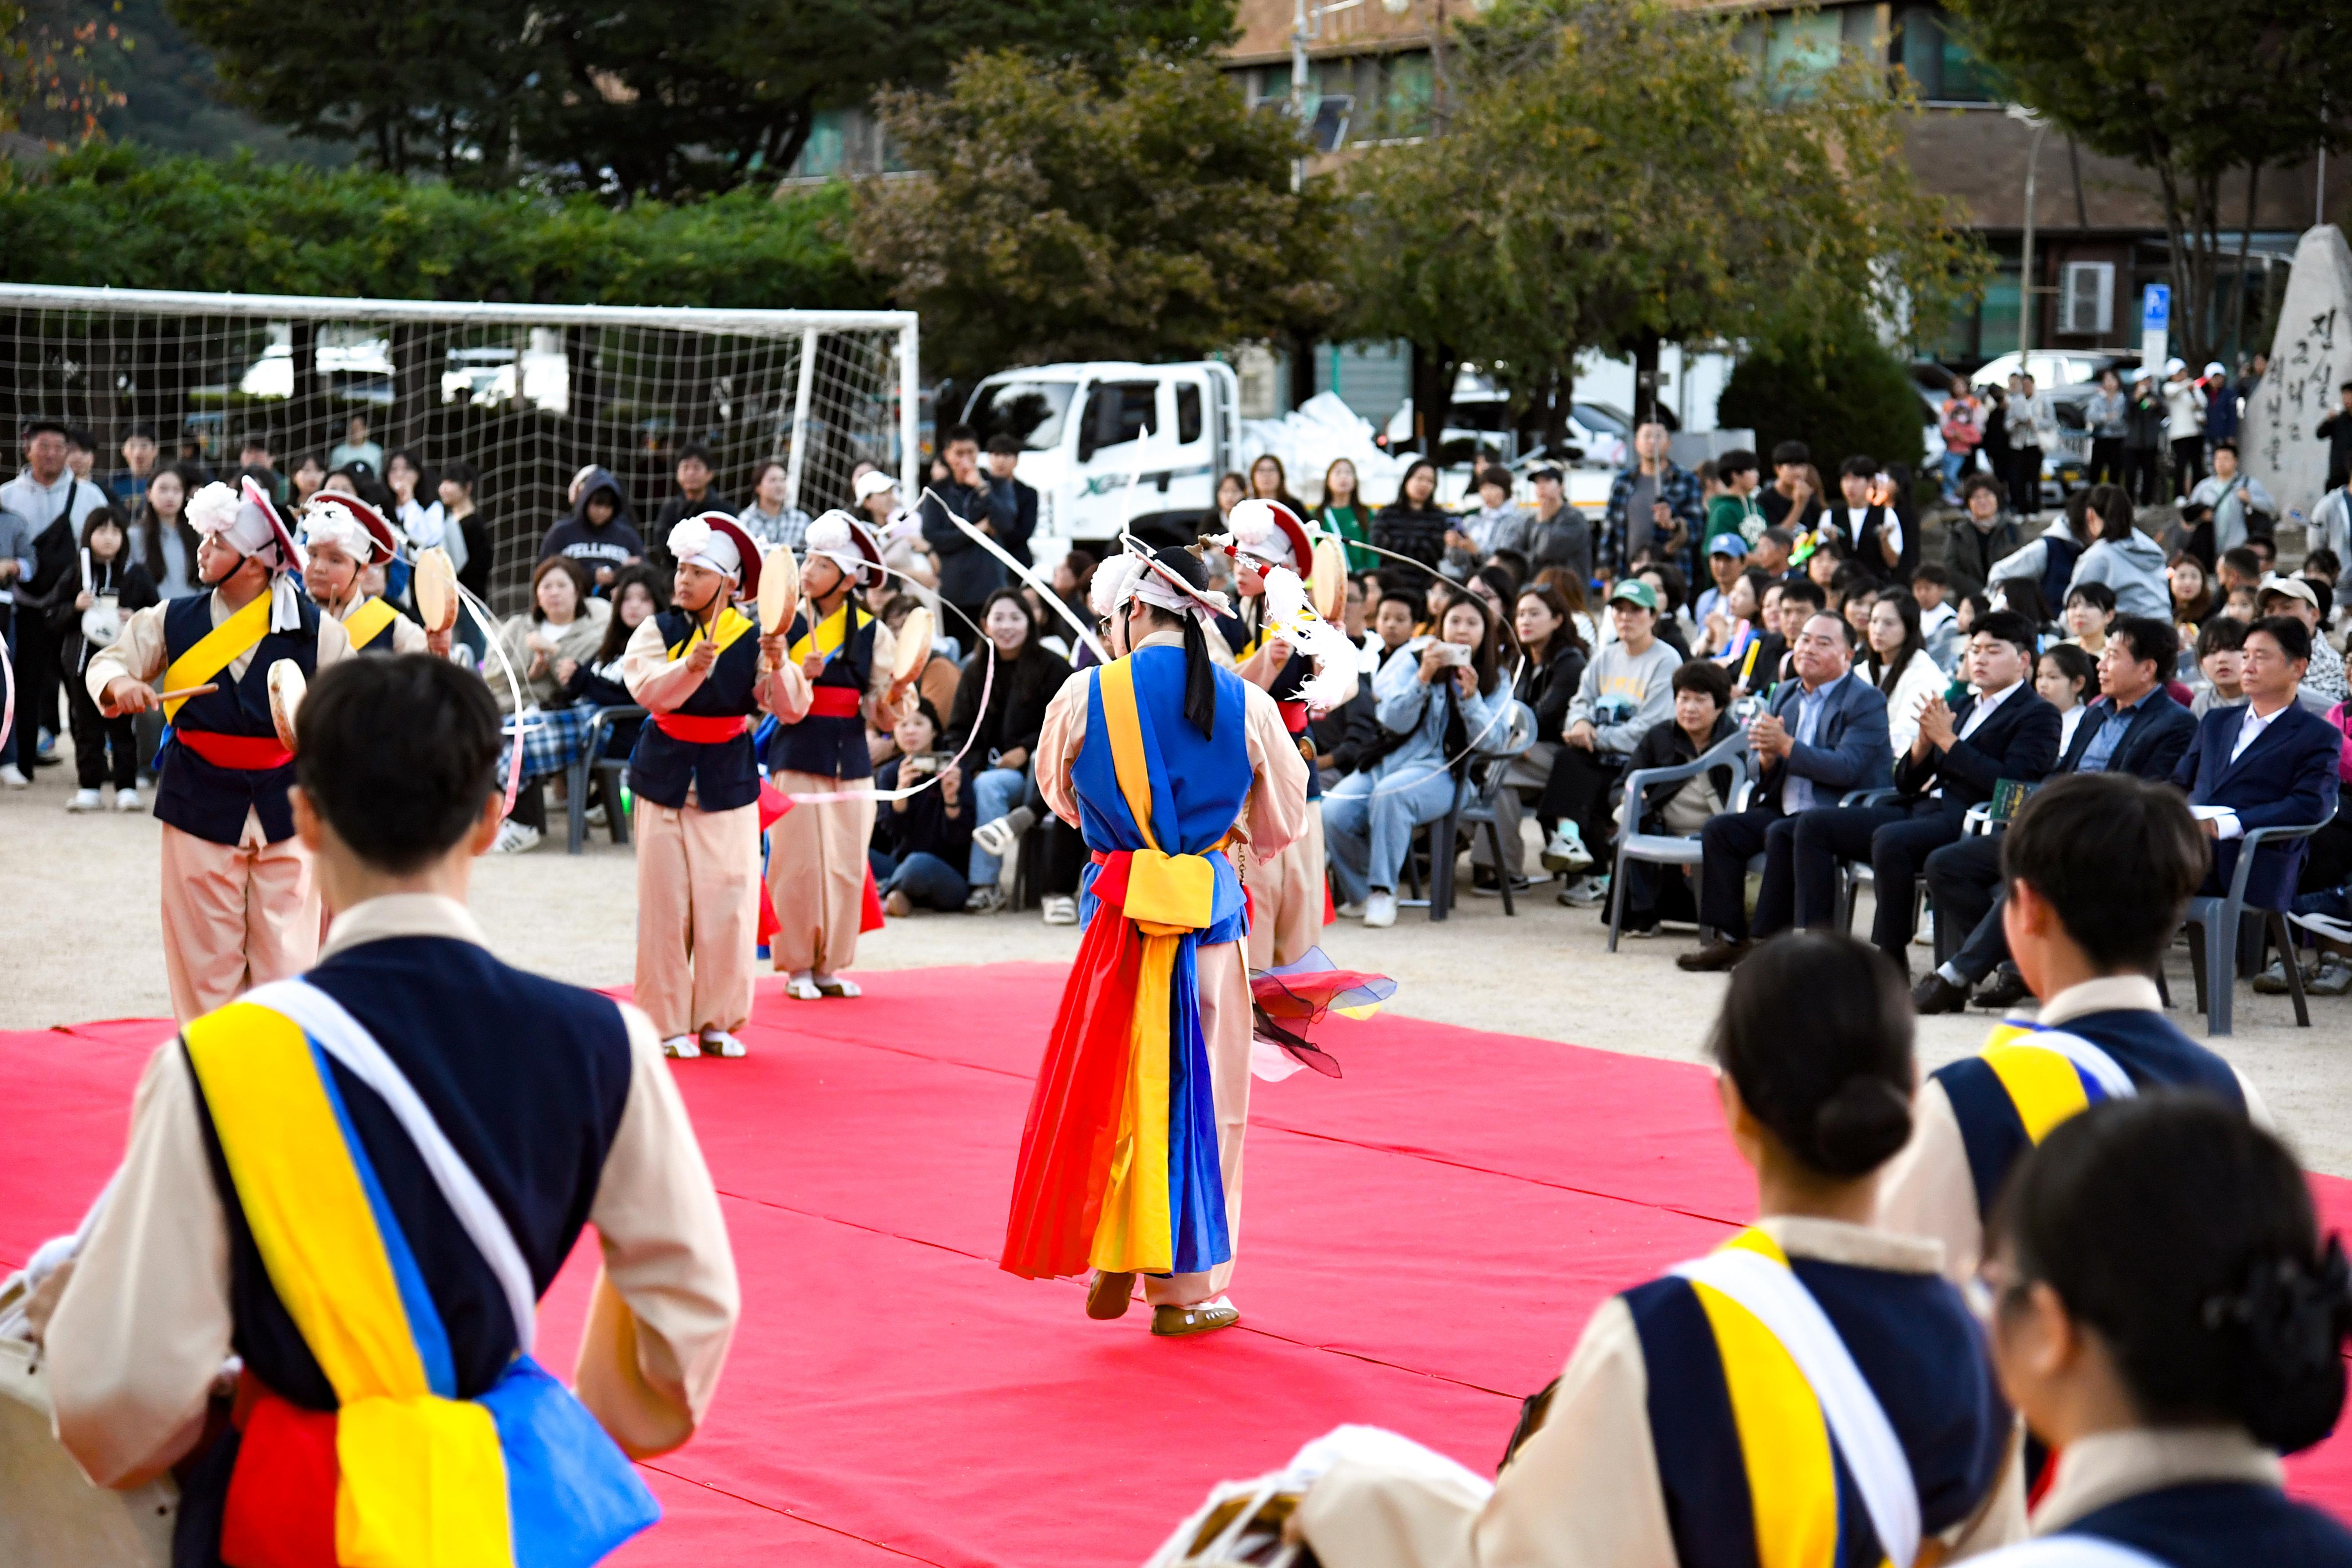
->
[623,607,764,812]
[155,593,321,846]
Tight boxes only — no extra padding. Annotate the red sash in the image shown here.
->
[651,712,750,744]
[176,730,295,770]
[806,685,862,718]
[1276,699,1309,736]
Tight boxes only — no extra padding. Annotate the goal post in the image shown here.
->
[0,283,919,610]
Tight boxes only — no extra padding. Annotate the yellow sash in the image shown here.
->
[785,599,855,664]
[666,605,756,661]
[343,596,400,651]
[1097,656,1215,934]
[161,591,272,723]
[1980,1035,2094,1142]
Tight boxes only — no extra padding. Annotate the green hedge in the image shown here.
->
[1716,321,1926,478]
[0,145,882,309]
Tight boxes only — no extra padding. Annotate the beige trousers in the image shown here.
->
[633,797,761,1040]
[765,772,876,977]
[1244,803,1326,972]
[158,822,319,1026]
[1144,938,1254,1307]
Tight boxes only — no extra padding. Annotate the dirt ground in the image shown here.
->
[5,746,2347,1173]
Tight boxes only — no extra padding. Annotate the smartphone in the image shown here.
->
[902,752,939,777]
[1431,640,1473,667]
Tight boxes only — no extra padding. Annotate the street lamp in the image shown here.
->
[2007,103,2050,361]
[1292,0,1364,192]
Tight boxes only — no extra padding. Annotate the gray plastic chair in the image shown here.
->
[565,705,645,854]
[1425,699,1537,921]
[2184,820,2330,1035]
[1607,730,1752,952]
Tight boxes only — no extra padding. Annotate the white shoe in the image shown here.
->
[699,1030,748,1057]
[1540,824,1593,873]
[1041,894,1078,926]
[964,885,1006,914]
[815,974,862,998]
[67,788,103,812]
[1335,898,1367,919]
[112,787,142,812]
[492,820,542,853]
[1560,874,1610,908]
[0,764,27,789]
[661,1034,701,1058]
[1363,890,1398,929]
[781,974,824,1001]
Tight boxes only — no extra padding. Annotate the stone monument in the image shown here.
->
[2245,223,2352,538]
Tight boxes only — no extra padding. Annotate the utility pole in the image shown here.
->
[2009,105,2049,361]
[1290,0,1362,193]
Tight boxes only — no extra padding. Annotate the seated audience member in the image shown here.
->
[1613,660,1738,934]
[1750,576,1826,694]
[1881,772,2265,1284]
[2217,543,2264,596]
[1538,580,1683,903]
[1746,523,1797,583]
[1791,610,2061,974]
[1832,560,1879,642]
[1679,613,1891,971]
[1297,934,2022,1568]
[1632,562,1694,657]
[1692,532,1746,626]
[1945,475,2021,597]
[2168,549,2213,636]
[2061,580,2117,653]
[538,464,642,594]
[1324,592,1506,928]
[870,700,974,915]
[1912,562,1960,666]
[499,561,664,844]
[1991,490,2095,613]
[2256,573,2351,708]
[947,589,1070,911]
[2170,615,2344,912]
[1368,589,1420,669]
[1819,454,1907,582]
[1974,1097,2352,1567]
[488,555,614,853]
[1863,588,1946,756]
[1473,585,1588,891]
[2036,642,2100,757]
[2191,614,2249,717]
[1913,619,2197,1013]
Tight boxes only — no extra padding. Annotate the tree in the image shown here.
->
[163,0,1237,198]
[1718,314,1926,477]
[1947,0,2352,366]
[1,0,131,143]
[850,51,1344,381]
[1343,0,1984,453]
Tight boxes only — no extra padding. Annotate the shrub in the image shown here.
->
[1717,319,1927,477]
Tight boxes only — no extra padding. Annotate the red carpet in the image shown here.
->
[5,964,2349,1564]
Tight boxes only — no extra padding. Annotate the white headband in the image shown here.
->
[1092,542,1227,625]
[666,516,741,581]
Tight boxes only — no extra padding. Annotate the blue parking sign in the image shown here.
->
[2141,284,2170,330]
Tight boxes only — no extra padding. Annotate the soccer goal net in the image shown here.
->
[0,284,919,611]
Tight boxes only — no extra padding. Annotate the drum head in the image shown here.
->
[1311,536,1348,623]
[414,546,457,633]
[266,659,307,752]
[757,546,799,634]
[892,605,933,682]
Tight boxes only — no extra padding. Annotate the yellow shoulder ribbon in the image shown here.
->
[667,605,756,661]
[161,591,272,722]
[1982,1040,2092,1143]
[785,600,854,664]
[343,596,400,651]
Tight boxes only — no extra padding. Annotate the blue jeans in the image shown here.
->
[1322,762,1460,904]
[879,850,970,912]
[966,766,1029,885]
[1939,450,1970,500]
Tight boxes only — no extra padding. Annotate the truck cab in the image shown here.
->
[962,361,1239,545]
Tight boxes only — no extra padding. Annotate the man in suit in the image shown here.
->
[1791,609,2061,973]
[1913,614,2199,1012]
[2171,614,2344,911]
[1677,612,1890,970]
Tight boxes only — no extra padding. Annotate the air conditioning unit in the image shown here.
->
[2061,261,2115,336]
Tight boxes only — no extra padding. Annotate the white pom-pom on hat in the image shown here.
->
[187,481,241,537]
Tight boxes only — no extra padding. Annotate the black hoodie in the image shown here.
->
[538,465,644,583]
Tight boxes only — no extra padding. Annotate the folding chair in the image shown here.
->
[2183,820,2331,1035]
[565,705,645,853]
[1607,731,1753,952]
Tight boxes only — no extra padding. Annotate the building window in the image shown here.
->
[2060,261,2116,336]
[1736,8,1879,102]
[1893,5,2000,103]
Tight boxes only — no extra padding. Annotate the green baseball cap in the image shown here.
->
[1608,578,1659,611]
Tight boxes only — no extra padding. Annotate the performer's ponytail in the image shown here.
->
[1180,613,1217,739]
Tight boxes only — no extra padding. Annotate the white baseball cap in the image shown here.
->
[853,469,898,503]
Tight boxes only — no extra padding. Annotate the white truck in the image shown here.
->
[961,360,1241,545]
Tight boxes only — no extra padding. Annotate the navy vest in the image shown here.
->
[1938,1008,2246,1221]
[174,935,635,1564]
[154,593,321,846]
[2062,1481,2352,1568]
[623,607,764,812]
[763,600,878,781]
[1627,1255,2011,1568]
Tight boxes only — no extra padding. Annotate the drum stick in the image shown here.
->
[153,683,218,702]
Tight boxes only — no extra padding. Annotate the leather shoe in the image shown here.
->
[1911,972,1970,1014]
[1676,938,1752,973]
[1151,1300,1239,1337]
[1970,965,2034,1010]
[1087,1270,1136,1320]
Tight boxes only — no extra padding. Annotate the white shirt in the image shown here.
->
[1957,676,2020,741]
[0,468,107,536]
[2229,699,2288,764]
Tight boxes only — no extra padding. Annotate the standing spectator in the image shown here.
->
[1818,455,1909,582]
[2256,575,2349,706]
[0,497,32,787]
[649,443,734,554]
[947,588,1069,909]
[1204,469,1246,535]
[2006,372,2056,518]
[128,463,202,600]
[2084,368,2128,487]
[1937,378,1982,503]
[236,432,285,505]
[1373,458,1450,575]
[986,435,1041,568]
[2,418,109,764]
[1247,453,1308,522]
[2187,440,2276,558]
[1539,579,1684,900]
[384,449,441,551]
[61,507,159,811]
[539,464,643,594]
[327,411,383,475]
[288,453,328,512]
[2316,382,2352,486]
[920,423,1013,634]
[2162,357,2207,497]
[2066,484,2172,620]
[2122,372,2167,505]
[1603,421,1702,577]
[2311,466,2352,574]
[107,424,159,513]
[1317,458,1377,571]
[64,427,99,482]
[1757,440,1822,536]
[2203,359,2241,450]
[435,461,492,653]
[1472,583,1588,890]
[736,458,812,550]
[1703,447,1765,546]
[1980,378,2012,496]
[1521,465,1592,585]
[1947,472,2023,594]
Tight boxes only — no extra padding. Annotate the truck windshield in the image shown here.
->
[965,379,1077,451]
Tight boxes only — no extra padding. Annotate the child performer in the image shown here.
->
[88,478,349,1022]
[297,491,446,655]
[758,511,914,1001]
[1216,499,1355,969]
[622,512,770,1058]
[1002,543,1309,1337]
